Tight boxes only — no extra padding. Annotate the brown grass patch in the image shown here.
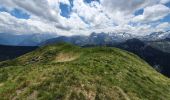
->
[65,86,96,100]
[112,86,130,100]
[0,83,4,87]
[55,52,80,62]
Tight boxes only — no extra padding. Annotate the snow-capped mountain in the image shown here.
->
[1,31,170,46]
[142,30,170,41]
[40,32,136,46]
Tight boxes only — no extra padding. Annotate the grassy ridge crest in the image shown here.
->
[0,43,169,100]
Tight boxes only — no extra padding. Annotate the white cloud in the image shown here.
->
[0,12,57,34]
[0,12,76,36]
[156,22,170,31]
[133,4,170,23]
[72,0,109,27]
[0,0,170,36]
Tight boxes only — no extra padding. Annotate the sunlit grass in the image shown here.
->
[0,43,169,100]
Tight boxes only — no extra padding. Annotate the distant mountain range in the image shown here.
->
[142,30,170,41]
[147,38,170,53]
[40,32,135,46]
[0,31,170,46]
[40,31,170,46]
[0,33,56,46]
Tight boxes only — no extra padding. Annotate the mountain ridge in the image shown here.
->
[1,31,170,46]
[115,38,170,77]
[0,43,170,100]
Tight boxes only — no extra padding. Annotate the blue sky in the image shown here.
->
[60,3,71,18]
[0,7,30,19]
[0,0,170,36]
[11,8,30,19]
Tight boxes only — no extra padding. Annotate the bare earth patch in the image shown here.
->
[12,88,27,100]
[27,91,38,100]
[55,52,80,62]
[0,83,4,87]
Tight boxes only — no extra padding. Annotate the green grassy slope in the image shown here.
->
[0,43,170,100]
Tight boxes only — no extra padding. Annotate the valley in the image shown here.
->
[0,45,37,62]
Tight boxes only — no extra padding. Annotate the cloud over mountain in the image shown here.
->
[0,0,170,36]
